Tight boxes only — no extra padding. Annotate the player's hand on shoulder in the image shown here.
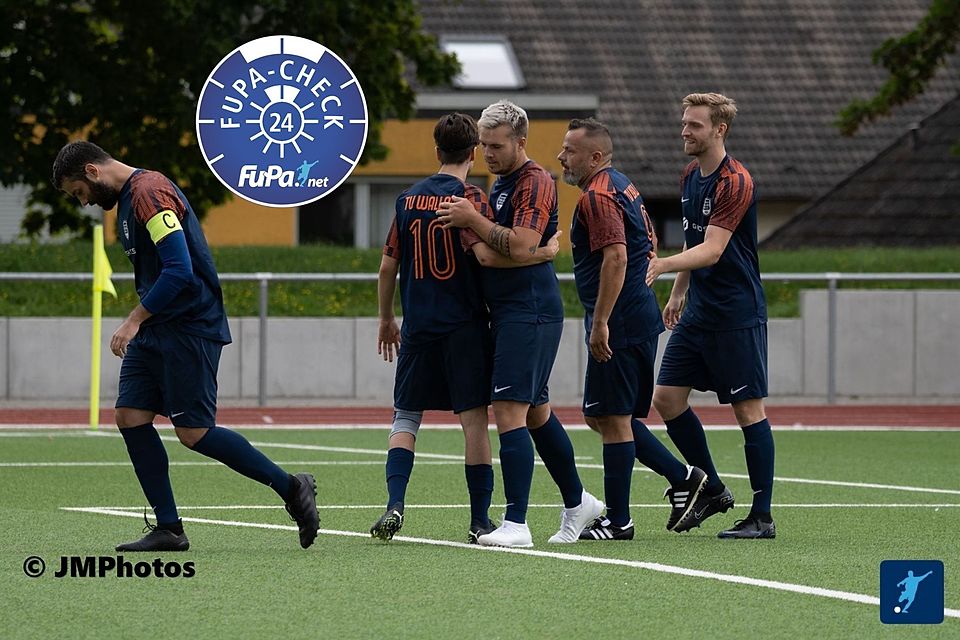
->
[437,196,475,229]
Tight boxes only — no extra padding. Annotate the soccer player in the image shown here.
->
[438,100,603,548]
[558,118,708,540]
[52,141,319,551]
[371,113,559,543]
[645,93,776,538]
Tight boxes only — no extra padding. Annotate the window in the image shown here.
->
[440,36,525,90]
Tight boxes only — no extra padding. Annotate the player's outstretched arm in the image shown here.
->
[646,225,732,287]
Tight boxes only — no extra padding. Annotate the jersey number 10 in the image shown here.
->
[409,218,456,280]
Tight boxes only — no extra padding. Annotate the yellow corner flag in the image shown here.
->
[93,224,117,298]
[90,224,117,429]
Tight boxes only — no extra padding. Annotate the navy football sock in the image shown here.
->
[742,419,775,515]
[464,464,494,527]
[602,441,635,527]
[664,407,723,493]
[385,447,415,508]
[631,419,687,485]
[529,412,584,508]
[119,423,179,527]
[191,426,291,500]
[499,428,534,524]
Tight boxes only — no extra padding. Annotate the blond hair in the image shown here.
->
[682,93,737,137]
[478,99,528,139]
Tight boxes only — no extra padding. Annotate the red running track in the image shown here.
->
[0,405,957,427]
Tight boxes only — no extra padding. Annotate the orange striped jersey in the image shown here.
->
[571,168,663,346]
[383,174,488,349]
[679,154,766,330]
[460,160,563,324]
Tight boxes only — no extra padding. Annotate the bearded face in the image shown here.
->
[82,176,120,210]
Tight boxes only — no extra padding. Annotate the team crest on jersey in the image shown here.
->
[496,192,509,211]
[702,197,712,217]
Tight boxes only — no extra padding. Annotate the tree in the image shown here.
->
[0,1,458,238]
[836,0,960,136]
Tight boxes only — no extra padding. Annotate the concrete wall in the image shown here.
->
[3,290,958,402]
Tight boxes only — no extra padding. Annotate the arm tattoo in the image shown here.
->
[487,224,512,258]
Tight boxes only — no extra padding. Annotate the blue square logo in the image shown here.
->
[880,560,944,624]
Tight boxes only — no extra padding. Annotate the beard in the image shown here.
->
[683,139,708,157]
[561,168,581,186]
[84,177,119,210]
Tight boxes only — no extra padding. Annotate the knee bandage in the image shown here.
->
[390,409,423,439]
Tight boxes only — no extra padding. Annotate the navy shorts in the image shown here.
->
[117,323,223,427]
[394,320,492,413]
[490,320,563,406]
[656,322,768,404]
[583,336,658,418]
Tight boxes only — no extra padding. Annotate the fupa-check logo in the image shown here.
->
[196,35,368,208]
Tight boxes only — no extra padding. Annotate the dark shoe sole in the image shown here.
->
[116,531,190,552]
[371,513,403,541]
[673,494,735,533]
[718,528,776,539]
[287,472,320,549]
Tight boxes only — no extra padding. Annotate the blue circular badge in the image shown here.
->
[196,35,368,208]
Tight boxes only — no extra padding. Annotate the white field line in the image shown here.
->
[60,506,960,620]
[4,430,958,497]
[2,423,959,432]
[0,460,461,468]
[81,503,960,511]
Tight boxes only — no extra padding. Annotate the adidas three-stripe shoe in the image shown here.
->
[578,517,635,541]
[664,466,708,532]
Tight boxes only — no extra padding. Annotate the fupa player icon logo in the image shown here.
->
[196,35,368,207]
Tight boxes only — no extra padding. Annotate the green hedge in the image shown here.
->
[0,243,957,317]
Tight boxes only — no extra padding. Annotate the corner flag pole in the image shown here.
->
[89,224,117,429]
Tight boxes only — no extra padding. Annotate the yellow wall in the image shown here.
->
[103,199,296,246]
[355,118,578,250]
[201,198,296,245]
[107,117,579,249]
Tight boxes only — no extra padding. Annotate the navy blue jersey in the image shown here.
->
[571,168,664,347]
[680,155,767,330]
[384,174,488,349]
[117,170,231,343]
[461,160,563,324]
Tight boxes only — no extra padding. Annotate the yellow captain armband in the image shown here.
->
[146,210,183,244]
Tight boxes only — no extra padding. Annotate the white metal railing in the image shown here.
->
[2,271,959,405]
